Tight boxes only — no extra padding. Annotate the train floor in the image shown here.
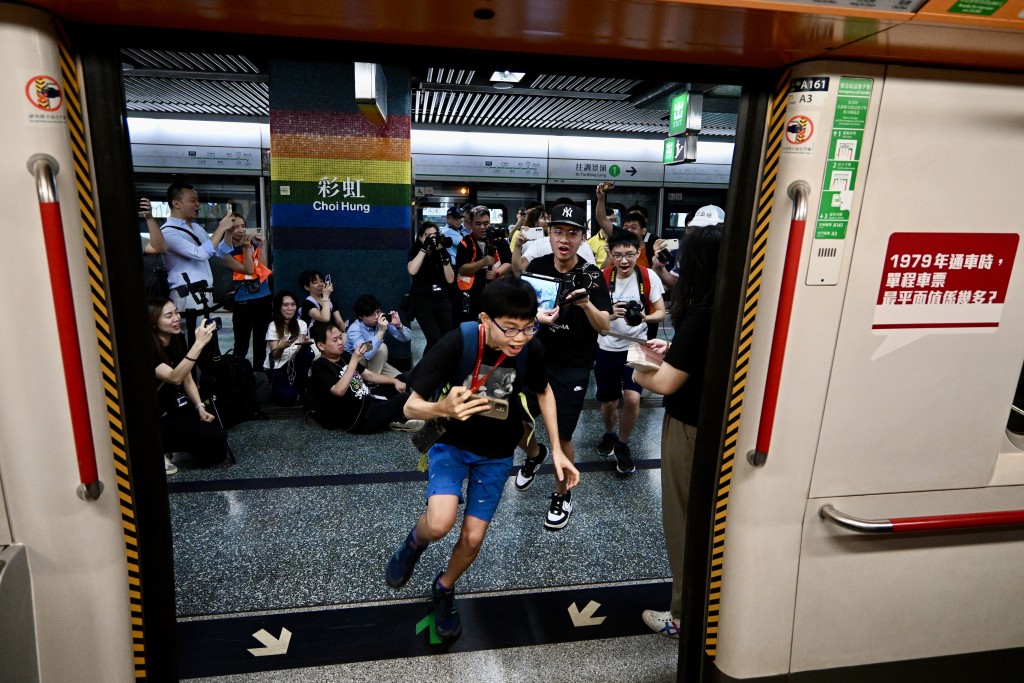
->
[169,316,679,681]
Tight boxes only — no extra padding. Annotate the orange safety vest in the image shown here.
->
[456,237,501,291]
[231,244,272,282]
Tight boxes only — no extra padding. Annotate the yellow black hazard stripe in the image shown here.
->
[705,70,791,658]
[56,28,148,680]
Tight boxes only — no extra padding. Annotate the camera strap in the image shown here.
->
[604,265,650,313]
[470,323,506,393]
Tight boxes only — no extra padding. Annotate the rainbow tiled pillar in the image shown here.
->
[269,61,412,318]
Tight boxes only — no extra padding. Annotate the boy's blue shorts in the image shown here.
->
[426,443,513,523]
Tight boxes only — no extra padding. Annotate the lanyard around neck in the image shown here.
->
[470,324,506,393]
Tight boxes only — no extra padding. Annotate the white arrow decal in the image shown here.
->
[568,600,606,627]
[247,627,292,656]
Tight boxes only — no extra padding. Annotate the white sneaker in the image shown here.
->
[642,609,680,638]
[544,491,573,530]
[389,419,426,432]
[164,456,178,476]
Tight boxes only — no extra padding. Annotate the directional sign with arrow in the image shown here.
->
[626,166,638,176]
[568,600,606,627]
[247,628,291,657]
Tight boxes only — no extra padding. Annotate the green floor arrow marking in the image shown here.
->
[415,613,441,644]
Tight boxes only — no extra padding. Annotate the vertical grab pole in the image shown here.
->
[28,153,103,501]
[748,180,811,467]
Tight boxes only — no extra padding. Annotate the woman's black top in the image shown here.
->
[407,244,450,294]
[153,335,190,415]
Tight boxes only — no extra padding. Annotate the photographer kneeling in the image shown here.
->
[455,205,512,323]
[406,221,455,355]
[150,298,228,474]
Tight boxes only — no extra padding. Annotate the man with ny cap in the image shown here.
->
[653,204,725,290]
[515,203,612,530]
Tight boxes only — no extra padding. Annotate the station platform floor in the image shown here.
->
[169,317,679,682]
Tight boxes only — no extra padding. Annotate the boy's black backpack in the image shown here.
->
[198,352,261,428]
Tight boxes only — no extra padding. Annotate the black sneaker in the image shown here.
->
[514,443,548,492]
[431,573,462,641]
[385,529,426,588]
[613,442,636,474]
[597,432,617,458]
[544,491,573,530]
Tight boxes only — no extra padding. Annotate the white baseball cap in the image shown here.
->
[689,205,725,227]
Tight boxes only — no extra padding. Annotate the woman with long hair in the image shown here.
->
[150,298,228,473]
[265,290,316,406]
[406,221,455,355]
[631,224,723,639]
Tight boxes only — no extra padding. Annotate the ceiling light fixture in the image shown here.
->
[490,70,525,84]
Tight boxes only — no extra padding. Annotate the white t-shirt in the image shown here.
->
[265,319,317,369]
[521,238,597,265]
[598,267,664,352]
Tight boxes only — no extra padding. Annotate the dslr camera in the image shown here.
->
[424,232,453,253]
[622,300,645,327]
[485,225,510,244]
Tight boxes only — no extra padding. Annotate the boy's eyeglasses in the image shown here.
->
[611,252,638,260]
[491,319,541,338]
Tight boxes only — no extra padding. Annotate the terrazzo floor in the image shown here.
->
[176,318,679,681]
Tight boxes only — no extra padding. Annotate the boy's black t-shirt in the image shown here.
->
[410,327,548,459]
[309,355,376,431]
[663,306,713,427]
[455,237,513,299]
[525,254,613,367]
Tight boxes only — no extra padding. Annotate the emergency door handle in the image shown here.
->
[28,153,103,502]
[819,503,1024,534]
[747,180,811,467]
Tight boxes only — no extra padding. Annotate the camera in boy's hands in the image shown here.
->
[622,300,645,326]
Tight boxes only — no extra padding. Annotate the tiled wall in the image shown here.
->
[269,61,412,321]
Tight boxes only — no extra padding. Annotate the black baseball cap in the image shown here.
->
[446,206,464,217]
[549,203,586,230]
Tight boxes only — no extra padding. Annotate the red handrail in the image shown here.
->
[29,154,103,501]
[749,181,810,466]
[820,504,1024,534]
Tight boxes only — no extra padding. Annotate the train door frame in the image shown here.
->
[71,23,774,682]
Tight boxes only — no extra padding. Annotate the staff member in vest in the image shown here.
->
[216,214,271,370]
[594,230,665,474]
[455,205,512,323]
[161,183,246,345]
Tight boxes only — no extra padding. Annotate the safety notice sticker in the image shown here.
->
[24,74,67,125]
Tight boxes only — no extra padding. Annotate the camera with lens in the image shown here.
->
[622,300,645,327]
[561,270,601,293]
[424,233,453,253]
[485,225,510,243]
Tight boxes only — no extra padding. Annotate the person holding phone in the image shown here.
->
[299,269,347,338]
[515,203,611,530]
[308,323,419,434]
[216,214,272,370]
[344,294,412,378]
[264,291,315,406]
[150,298,228,474]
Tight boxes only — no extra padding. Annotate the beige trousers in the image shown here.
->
[661,413,697,620]
[362,342,400,378]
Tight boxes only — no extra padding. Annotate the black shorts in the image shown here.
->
[526,364,592,441]
[594,348,643,402]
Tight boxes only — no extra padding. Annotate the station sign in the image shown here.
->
[663,162,731,186]
[131,144,262,174]
[547,159,663,184]
[412,154,546,181]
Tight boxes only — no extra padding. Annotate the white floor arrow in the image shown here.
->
[568,600,606,627]
[247,627,292,656]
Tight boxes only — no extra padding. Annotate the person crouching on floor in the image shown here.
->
[384,277,580,642]
[308,323,422,434]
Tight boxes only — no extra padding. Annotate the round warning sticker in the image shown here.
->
[25,75,63,112]
[785,115,814,145]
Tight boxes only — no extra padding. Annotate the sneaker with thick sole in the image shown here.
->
[390,419,426,432]
[514,443,548,492]
[385,529,427,588]
[596,432,617,458]
[642,609,681,638]
[544,491,573,530]
[432,573,462,641]
[613,442,636,474]
[164,456,178,476]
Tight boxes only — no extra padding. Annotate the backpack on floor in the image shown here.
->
[198,352,261,428]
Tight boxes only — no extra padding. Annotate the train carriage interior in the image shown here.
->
[3,2,1024,683]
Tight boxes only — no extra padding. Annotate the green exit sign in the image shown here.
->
[668,92,703,138]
